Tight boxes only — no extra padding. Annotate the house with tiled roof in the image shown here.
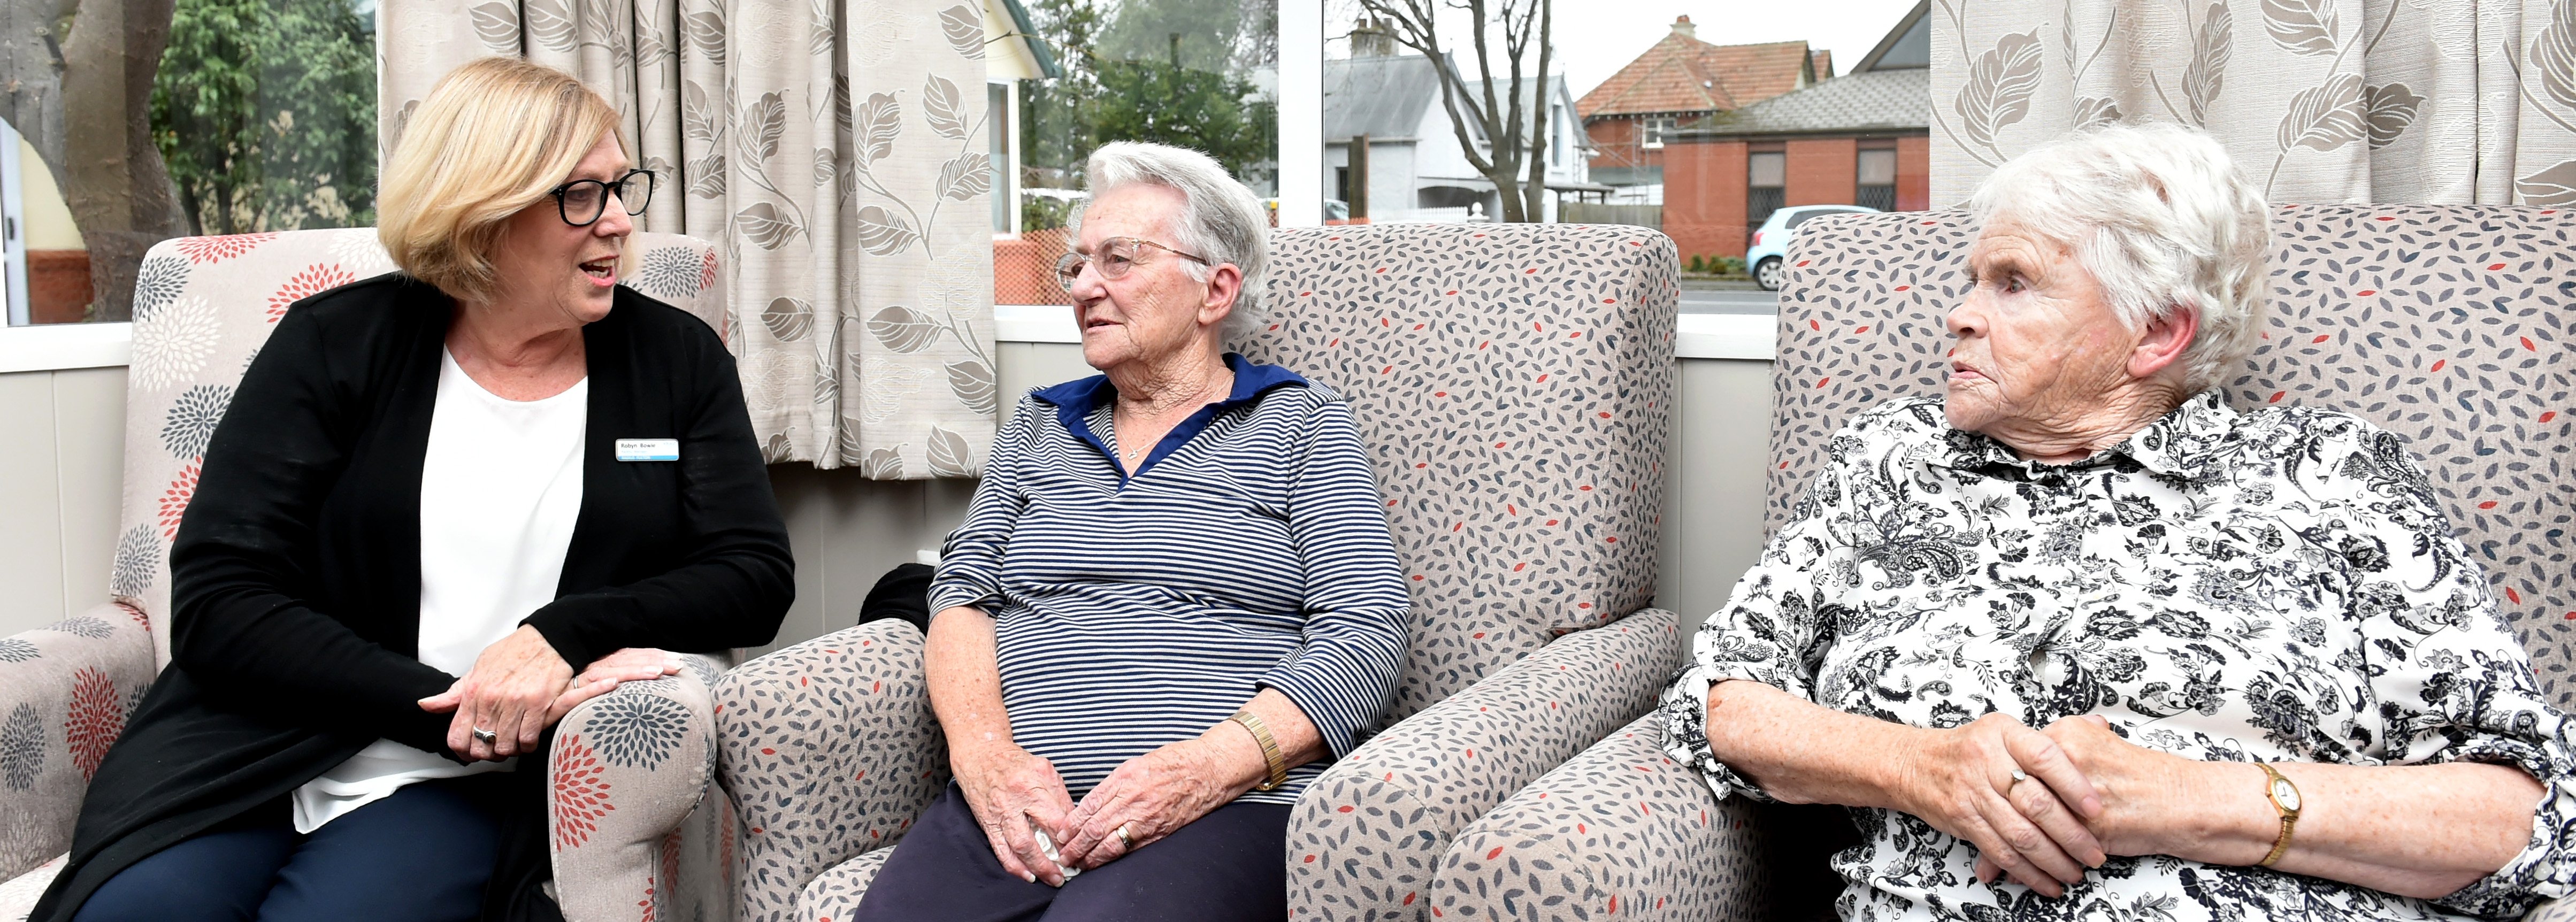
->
[1575,17,1826,198]
[1660,0,1930,264]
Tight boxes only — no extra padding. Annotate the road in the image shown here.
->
[1678,288,1778,314]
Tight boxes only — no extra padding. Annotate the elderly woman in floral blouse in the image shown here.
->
[1660,121,2574,920]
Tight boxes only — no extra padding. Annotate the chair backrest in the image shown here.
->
[1240,224,1677,720]
[1772,206,2573,703]
[112,229,727,666]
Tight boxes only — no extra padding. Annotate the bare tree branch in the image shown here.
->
[1353,0,1551,220]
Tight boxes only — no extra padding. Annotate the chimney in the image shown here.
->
[1351,17,1398,57]
[1671,15,1696,40]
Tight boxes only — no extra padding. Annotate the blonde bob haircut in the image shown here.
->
[378,58,626,305]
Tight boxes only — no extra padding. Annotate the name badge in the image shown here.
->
[616,438,680,462]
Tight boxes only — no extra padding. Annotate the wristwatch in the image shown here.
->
[2256,762,2302,867]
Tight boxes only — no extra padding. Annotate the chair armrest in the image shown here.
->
[2529,896,2576,922]
[1431,714,1788,921]
[0,604,156,883]
[1288,608,1683,919]
[715,621,948,922]
[547,653,722,922]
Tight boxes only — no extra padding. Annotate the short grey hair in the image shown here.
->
[1079,142,1272,343]
[1966,122,2269,394]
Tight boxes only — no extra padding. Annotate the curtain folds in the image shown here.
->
[1929,0,2576,206]
[380,0,998,477]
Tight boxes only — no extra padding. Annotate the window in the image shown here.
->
[1857,147,1897,212]
[995,0,1281,306]
[1641,116,1675,149]
[4,0,377,326]
[1747,150,1786,227]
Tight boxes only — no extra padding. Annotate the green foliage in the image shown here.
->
[1023,194,1078,231]
[1687,254,1706,273]
[1714,256,1748,278]
[151,0,376,235]
[1017,0,1276,194]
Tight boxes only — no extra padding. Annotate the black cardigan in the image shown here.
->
[33,275,793,922]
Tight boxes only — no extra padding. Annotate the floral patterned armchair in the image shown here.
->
[0,228,739,922]
[709,223,1685,922]
[1416,205,2573,920]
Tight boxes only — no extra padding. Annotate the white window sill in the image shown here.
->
[0,322,132,373]
[996,305,1776,360]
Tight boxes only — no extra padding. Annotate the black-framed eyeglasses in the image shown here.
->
[550,170,656,226]
[1054,236,1214,292]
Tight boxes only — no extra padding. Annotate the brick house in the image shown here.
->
[1574,17,1827,200]
[1661,0,1929,264]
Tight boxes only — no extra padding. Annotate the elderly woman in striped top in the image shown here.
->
[850,142,1410,922]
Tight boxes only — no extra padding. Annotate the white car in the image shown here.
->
[1746,204,1882,291]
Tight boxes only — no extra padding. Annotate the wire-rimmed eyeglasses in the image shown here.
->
[1054,236,1213,292]
[550,170,657,227]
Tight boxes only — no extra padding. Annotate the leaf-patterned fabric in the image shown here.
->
[379,0,999,476]
[1930,0,2576,206]
[1660,391,2576,920]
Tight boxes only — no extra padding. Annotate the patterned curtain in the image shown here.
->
[378,0,999,477]
[1929,0,2576,207]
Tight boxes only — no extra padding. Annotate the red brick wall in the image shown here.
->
[29,250,90,324]
[1661,138,1747,263]
[1584,117,1664,172]
[1897,135,1931,211]
[1784,138,1857,207]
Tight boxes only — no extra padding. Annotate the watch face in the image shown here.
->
[2273,778,2301,811]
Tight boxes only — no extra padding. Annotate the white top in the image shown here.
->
[290,348,588,833]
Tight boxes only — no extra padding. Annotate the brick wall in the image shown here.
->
[1661,138,1747,263]
[1897,135,1931,211]
[1784,138,1857,207]
[1584,116,1665,173]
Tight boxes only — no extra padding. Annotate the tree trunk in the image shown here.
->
[59,0,183,321]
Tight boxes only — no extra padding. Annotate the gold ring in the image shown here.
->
[1115,823,1134,850]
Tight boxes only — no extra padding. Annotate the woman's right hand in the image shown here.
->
[953,742,1078,886]
[1897,712,2107,897]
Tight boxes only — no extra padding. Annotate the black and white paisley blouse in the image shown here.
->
[1658,390,2576,921]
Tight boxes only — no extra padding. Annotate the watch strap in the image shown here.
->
[2256,762,2299,868]
[1229,711,1290,792]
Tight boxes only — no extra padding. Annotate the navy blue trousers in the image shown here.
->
[72,775,507,922]
[854,782,1290,922]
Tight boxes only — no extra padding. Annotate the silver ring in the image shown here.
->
[1115,823,1134,850]
[472,727,499,744]
[2009,768,2029,782]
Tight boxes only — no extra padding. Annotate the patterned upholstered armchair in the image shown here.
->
[711,223,1686,921]
[1415,205,2573,920]
[0,229,740,922]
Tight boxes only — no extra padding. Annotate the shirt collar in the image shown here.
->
[1029,352,1308,413]
[1934,389,2236,479]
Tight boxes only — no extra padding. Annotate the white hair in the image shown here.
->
[1078,142,1272,343]
[1966,122,2270,394]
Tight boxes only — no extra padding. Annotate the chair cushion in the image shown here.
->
[1771,205,2572,704]
[112,231,726,666]
[1243,224,1678,718]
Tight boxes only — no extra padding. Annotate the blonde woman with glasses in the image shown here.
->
[34,58,791,922]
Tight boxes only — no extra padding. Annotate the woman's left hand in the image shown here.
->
[418,625,577,761]
[1975,714,2207,885]
[1055,739,1248,870]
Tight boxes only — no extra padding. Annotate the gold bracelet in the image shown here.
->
[1228,710,1290,791]
[2256,762,2303,868]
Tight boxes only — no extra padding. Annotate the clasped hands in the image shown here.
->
[1902,712,2201,897]
[955,735,1249,887]
[417,626,685,761]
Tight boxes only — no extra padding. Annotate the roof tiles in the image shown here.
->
[1576,35,1813,120]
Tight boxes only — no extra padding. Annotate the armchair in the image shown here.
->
[712,222,1684,922]
[1424,205,2573,920]
[0,228,738,922]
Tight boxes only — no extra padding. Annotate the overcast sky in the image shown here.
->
[1325,0,1925,99]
